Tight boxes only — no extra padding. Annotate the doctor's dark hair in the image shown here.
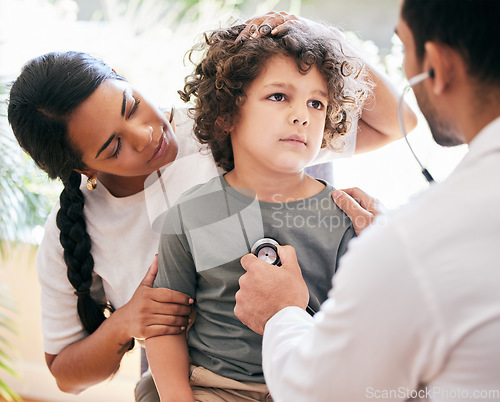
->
[402,0,500,86]
[8,51,128,342]
[179,23,371,172]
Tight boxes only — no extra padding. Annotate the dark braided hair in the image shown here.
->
[56,170,109,333]
[8,52,131,345]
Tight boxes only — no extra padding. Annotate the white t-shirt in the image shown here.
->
[38,108,357,355]
[262,118,500,401]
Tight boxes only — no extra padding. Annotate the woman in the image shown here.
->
[7,14,416,401]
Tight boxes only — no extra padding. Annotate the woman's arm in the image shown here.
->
[45,310,134,394]
[355,63,418,154]
[45,257,192,394]
[146,334,194,402]
[306,18,419,154]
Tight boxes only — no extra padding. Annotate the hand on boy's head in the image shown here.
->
[332,188,385,235]
[236,11,299,42]
[235,245,309,335]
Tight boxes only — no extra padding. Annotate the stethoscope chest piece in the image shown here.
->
[251,238,281,266]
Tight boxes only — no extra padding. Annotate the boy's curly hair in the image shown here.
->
[179,22,372,172]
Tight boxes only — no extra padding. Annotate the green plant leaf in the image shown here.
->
[0,377,21,401]
[0,81,60,248]
[0,360,19,378]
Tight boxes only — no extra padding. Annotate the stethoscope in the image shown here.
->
[251,238,281,266]
[251,237,317,316]
[398,69,436,183]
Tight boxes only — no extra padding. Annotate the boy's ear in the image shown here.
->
[216,116,233,132]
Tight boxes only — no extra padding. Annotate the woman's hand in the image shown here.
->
[332,188,385,235]
[236,11,298,42]
[118,255,193,340]
[43,256,192,394]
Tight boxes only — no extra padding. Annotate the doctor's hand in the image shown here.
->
[235,245,309,335]
[332,187,385,235]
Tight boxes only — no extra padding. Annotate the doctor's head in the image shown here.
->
[396,0,500,146]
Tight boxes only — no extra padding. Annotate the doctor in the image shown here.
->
[234,0,500,400]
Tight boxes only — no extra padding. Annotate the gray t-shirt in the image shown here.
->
[156,175,355,383]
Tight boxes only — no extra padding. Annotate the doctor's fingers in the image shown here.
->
[332,190,375,235]
[276,245,302,275]
[240,252,271,272]
[340,187,382,214]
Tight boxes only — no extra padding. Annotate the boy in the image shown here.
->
[146,22,370,401]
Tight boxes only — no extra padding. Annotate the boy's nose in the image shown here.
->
[290,105,309,126]
[292,116,309,126]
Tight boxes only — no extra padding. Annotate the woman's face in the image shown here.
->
[67,79,178,178]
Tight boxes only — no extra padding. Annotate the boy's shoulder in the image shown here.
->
[174,175,225,205]
[160,175,230,235]
[162,175,226,222]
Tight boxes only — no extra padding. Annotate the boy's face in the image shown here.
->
[230,54,328,175]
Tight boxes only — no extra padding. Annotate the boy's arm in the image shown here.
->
[150,205,197,401]
[146,334,194,402]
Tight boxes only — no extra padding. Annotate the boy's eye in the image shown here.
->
[268,93,286,102]
[308,100,325,110]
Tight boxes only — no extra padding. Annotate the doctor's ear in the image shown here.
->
[424,41,463,95]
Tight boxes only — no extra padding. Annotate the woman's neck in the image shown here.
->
[224,168,325,203]
[97,172,150,198]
